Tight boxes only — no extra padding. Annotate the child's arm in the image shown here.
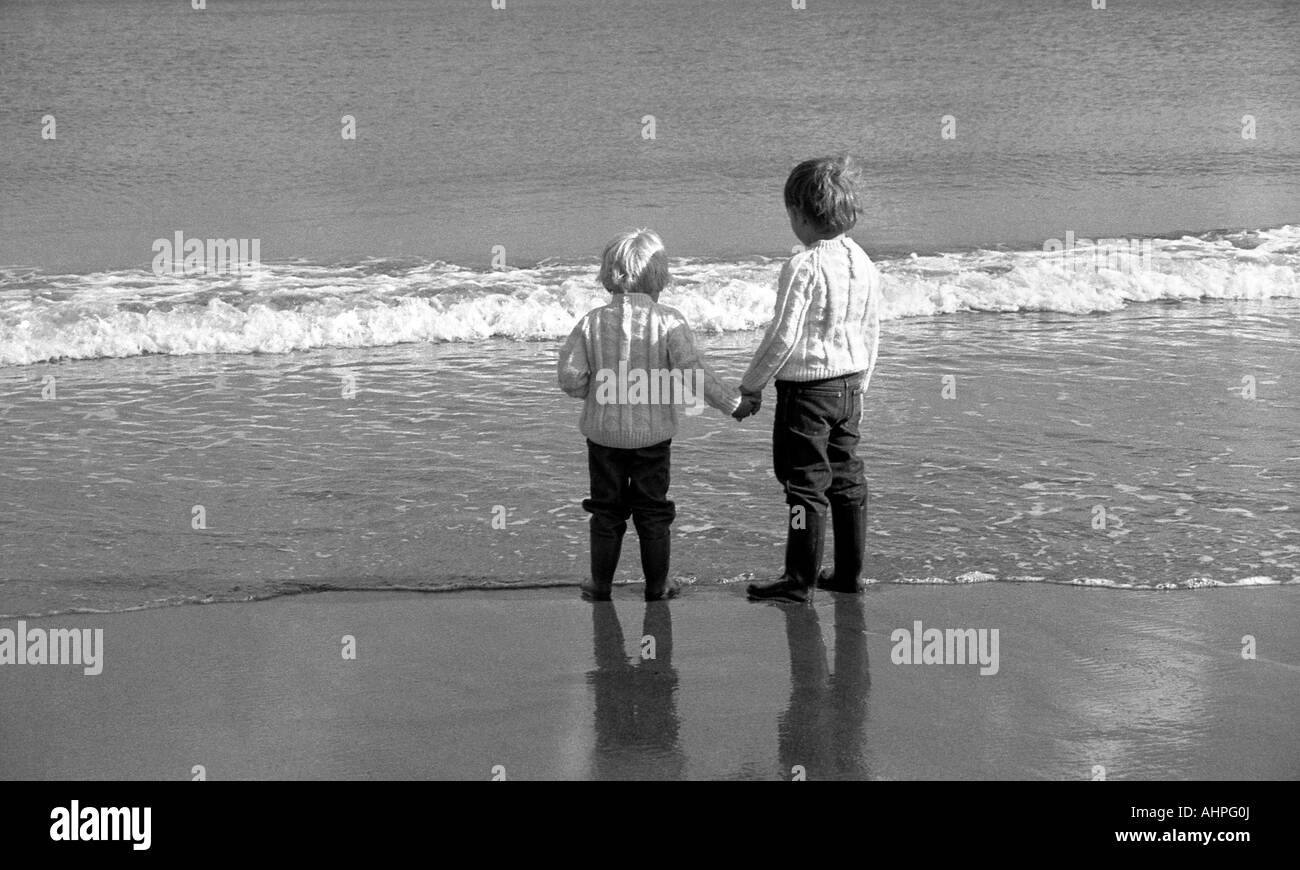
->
[739,257,813,394]
[860,266,881,392]
[557,318,591,398]
[666,321,741,416]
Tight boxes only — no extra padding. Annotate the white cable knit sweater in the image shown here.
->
[558,292,741,449]
[740,235,882,393]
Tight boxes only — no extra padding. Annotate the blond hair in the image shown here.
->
[598,229,669,295]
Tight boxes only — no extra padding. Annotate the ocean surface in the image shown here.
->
[1,0,1298,616]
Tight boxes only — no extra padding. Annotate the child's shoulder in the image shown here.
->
[786,237,880,286]
[837,236,880,278]
[812,235,871,262]
[649,299,691,329]
[783,247,817,276]
[569,303,612,337]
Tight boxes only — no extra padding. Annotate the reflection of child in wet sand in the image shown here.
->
[587,602,683,780]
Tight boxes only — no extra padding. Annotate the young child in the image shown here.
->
[738,156,882,603]
[558,229,740,601]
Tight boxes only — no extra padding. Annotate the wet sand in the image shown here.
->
[1,584,1296,780]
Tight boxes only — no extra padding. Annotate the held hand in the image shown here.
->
[731,395,760,420]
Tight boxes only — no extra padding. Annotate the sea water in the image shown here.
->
[1,0,1297,615]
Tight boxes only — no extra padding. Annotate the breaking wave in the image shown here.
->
[2,225,1297,367]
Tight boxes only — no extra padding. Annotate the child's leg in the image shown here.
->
[779,384,833,583]
[824,377,868,592]
[626,439,676,600]
[581,440,632,599]
[749,380,837,602]
[772,394,794,487]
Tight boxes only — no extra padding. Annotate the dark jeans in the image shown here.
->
[773,373,867,519]
[583,439,676,541]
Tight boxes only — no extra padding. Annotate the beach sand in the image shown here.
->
[1,584,1296,781]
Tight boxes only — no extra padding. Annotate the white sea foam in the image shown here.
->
[2,226,1297,367]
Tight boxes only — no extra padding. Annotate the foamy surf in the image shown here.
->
[2,226,1298,367]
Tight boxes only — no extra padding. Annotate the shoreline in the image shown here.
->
[4,574,1298,622]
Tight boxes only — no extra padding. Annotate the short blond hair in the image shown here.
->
[598,229,669,295]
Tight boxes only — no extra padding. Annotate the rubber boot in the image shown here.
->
[818,502,866,593]
[640,534,679,601]
[581,530,623,601]
[748,508,824,604]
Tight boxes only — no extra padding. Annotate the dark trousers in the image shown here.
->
[773,373,867,519]
[583,439,676,541]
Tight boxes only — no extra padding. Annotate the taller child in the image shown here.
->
[739,157,882,603]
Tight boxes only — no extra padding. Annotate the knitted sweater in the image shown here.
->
[558,292,741,449]
[740,235,882,392]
